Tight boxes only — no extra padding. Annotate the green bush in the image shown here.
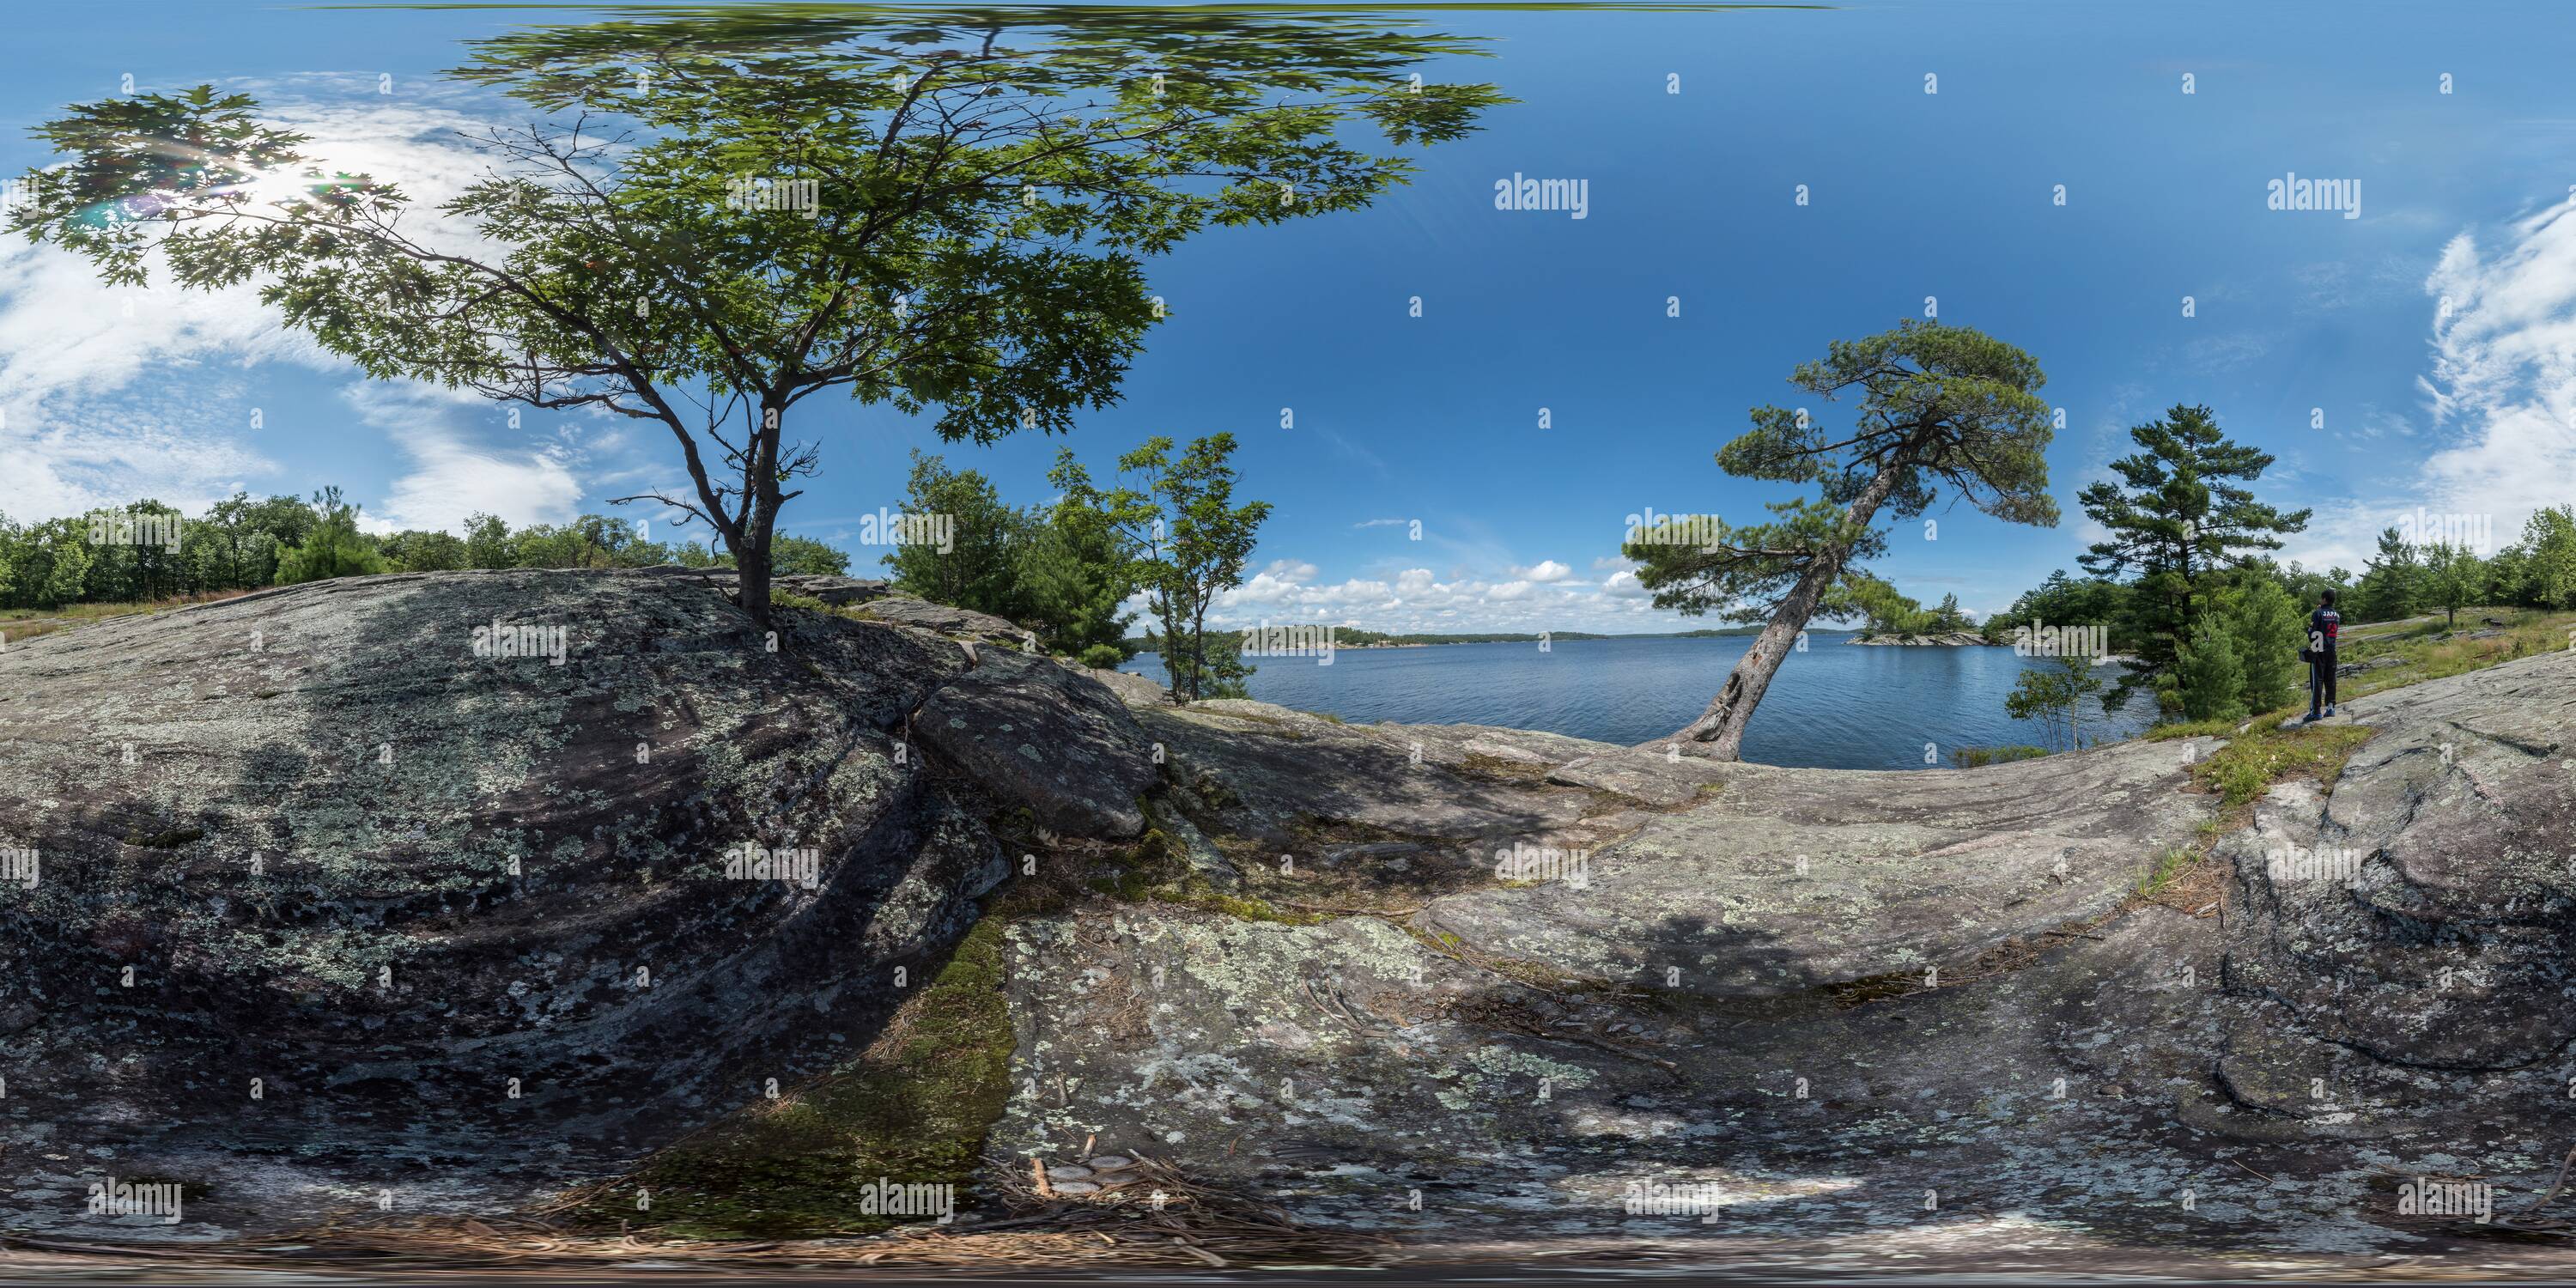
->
[2229,579,2306,714]
[1077,643,1125,669]
[2174,613,2248,721]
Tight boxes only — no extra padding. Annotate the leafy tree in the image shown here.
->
[770,535,848,577]
[2519,507,2576,609]
[1923,592,1971,634]
[2420,541,2483,629]
[10,12,1497,622]
[276,487,387,583]
[1986,568,2133,649]
[382,530,467,572]
[2263,558,2354,612]
[40,535,89,608]
[1625,321,2057,758]
[2483,541,2530,606]
[2173,612,2248,722]
[453,513,510,570]
[2076,404,2308,710]
[1106,434,1270,703]
[2003,654,2105,751]
[885,451,1032,621]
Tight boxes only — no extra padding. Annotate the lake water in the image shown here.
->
[1124,633,2157,770]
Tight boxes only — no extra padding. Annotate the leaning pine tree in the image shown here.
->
[1626,320,2058,759]
[7,9,1500,623]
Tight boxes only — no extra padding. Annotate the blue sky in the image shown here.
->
[5,1,2573,632]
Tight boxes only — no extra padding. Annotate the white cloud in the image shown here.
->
[344,382,583,532]
[0,84,609,526]
[2405,206,2576,542]
[2274,206,2576,574]
[1513,559,1571,583]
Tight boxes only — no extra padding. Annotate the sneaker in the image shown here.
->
[2324,705,2336,717]
[2304,711,2323,724]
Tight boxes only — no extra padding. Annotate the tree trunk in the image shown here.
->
[1675,465,1907,758]
[736,529,773,624]
[732,404,786,626]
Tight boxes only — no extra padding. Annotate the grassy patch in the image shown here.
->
[1085,828,1182,902]
[1824,969,1924,1006]
[2135,845,2197,898]
[1951,744,2050,768]
[0,589,256,625]
[0,619,70,646]
[2190,720,2377,811]
[2336,608,2576,700]
[1160,889,1327,925]
[1458,751,1553,783]
[561,917,1017,1240]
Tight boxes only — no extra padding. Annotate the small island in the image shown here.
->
[1846,629,1996,646]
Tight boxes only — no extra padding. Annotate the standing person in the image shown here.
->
[2305,588,2342,722]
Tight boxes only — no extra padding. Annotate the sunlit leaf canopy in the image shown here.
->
[8,4,1519,578]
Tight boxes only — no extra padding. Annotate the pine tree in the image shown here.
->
[2076,404,2308,710]
[2173,613,2248,722]
[1629,321,2059,758]
[2229,579,2306,714]
[2354,526,2423,623]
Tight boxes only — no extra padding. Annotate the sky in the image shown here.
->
[4,0,2574,633]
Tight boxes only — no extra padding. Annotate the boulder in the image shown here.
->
[911,648,1161,838]
[1088,667,1173,708]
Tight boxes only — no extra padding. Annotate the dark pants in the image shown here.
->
[2309,654,2337,714]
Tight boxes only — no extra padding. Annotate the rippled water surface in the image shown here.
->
[1128,634,2157,770]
